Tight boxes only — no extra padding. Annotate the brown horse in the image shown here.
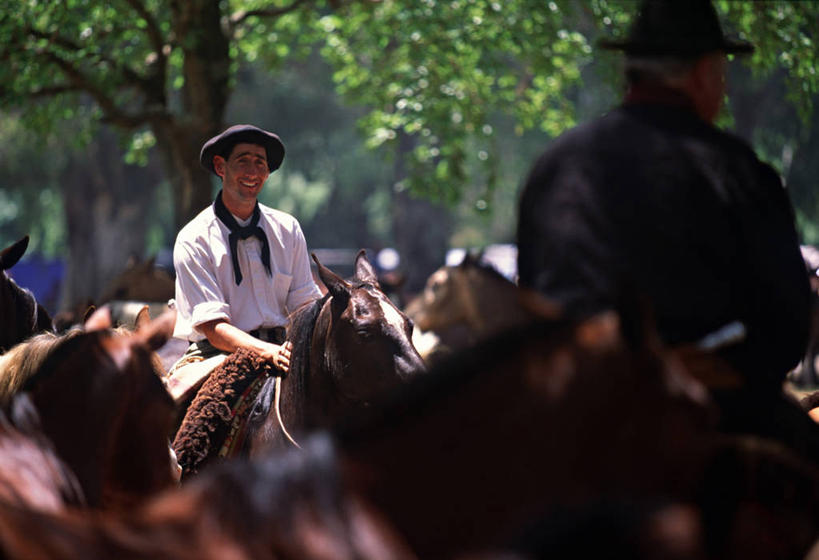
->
[0,435,415,560]
[2,310,817,559]
[173,250,426,476]
[331,308,819,558]
[404,252,552,363]
[248,250,426,449]
[0,311,817,558]
[0,307,178,509]
[0,236,54,353]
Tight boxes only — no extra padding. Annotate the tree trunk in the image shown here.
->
[152,121,217,228]
[58,127,160,311]
[155,0,232,229]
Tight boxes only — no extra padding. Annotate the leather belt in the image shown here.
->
[249,326,287,345]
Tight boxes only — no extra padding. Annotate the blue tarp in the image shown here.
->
[6,256,64,316]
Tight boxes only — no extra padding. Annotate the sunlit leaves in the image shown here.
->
[717,0,818,122]
[317,0,594,203]
[2,0,817,215]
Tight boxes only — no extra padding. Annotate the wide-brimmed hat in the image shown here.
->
[597,0,754,57]
[200,124,285,175]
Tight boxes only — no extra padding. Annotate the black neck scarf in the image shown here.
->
[213,190,271,285]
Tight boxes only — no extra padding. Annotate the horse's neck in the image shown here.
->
[461,271,528,334]
[339,329,554,555]
[304,309,338,428]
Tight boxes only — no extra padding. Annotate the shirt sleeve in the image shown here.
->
[285,221,322,313]
[173,237,231,332]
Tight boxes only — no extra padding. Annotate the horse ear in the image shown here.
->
[354,249,379,286]
[461,250,482,268]
[312,253,350,304]
[0,236,29,271]
[84,306,112,331]
[135,305,152,331]
[82,304,97,324]
[134,308,176,352]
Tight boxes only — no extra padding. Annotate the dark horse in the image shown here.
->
[0,236,54,353]
[0,308,178,509]
[1,310,817,559]
[173,250,426,476]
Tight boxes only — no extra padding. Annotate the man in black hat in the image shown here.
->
[517,0,813,448]
[166,124,321,403]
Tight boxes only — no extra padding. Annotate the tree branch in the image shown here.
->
[26,26,149,89]
[122,0,166,56]
[29,84,85,98]
[40,50,168,129]
[230,0,313,26]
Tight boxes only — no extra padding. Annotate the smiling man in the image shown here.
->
[166,124,321,403]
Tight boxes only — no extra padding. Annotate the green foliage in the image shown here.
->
[718,0,819,123]
[0,114,67,256]
[1,0,818,252]
[318,0,593,203]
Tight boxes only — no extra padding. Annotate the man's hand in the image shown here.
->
[254,341,292,374]
[198,319,292,373]
[272,341,292,374]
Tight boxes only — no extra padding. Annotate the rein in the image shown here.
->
[271,293,330,450]
[274,376,300,449]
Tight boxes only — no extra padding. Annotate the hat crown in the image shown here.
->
[199,124,285,176]
[599,0,753,56]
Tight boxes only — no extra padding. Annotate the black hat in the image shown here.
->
[200,124,285,175]
[597,0,754,57]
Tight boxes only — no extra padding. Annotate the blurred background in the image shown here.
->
[0,0,817,316]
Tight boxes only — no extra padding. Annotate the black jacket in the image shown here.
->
[517,100,810,387]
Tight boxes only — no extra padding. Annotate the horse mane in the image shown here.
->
[287,294,330,392]
[458,253,514,285]
[0,328,84,407]
[192,433,346,540]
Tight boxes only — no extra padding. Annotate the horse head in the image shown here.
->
[0,236,54,353]
[19,306,177,509]
[405,252,546,364]
[98,255,176,303]
[308,250,426,422]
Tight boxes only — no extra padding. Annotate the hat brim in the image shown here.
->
[200,125,286,176]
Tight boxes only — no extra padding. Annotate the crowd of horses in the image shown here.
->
[2,235,819,558]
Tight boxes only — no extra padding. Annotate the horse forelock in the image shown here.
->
[459,255,511,284]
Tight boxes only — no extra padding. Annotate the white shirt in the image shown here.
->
[172,201,322,342]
